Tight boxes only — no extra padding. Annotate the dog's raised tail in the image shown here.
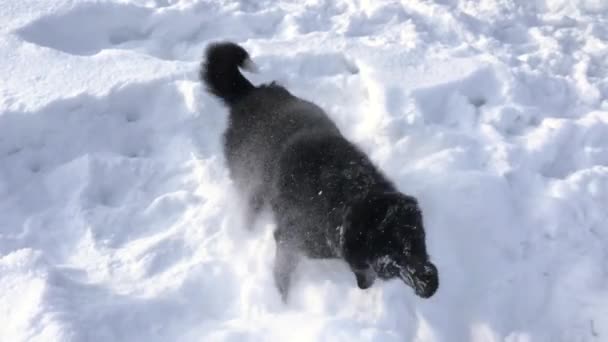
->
[201,42,256,106]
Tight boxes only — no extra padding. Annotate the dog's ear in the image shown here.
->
[378,191,417,204]
[392,192,419,208]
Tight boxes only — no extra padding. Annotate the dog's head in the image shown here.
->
[342,191,438,298]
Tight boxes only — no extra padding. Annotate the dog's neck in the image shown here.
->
[323,161,396,257]
[327,194,370,258]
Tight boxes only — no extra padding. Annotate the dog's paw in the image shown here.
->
[278,286,289,303]
[354,269,376,289]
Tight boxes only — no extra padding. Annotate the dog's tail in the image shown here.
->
[200,41,257,106]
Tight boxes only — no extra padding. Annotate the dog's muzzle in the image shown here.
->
[399,261,438,298]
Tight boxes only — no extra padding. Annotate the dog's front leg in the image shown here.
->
[273,239,300,302]
[353,267,377,290]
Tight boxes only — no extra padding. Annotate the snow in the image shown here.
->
[1,0,607,341]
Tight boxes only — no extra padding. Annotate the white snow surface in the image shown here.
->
[1,0,608,341]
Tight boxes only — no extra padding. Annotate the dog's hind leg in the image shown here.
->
[243,186,266,230]
[273,230,300,302]
[248,188,265,216]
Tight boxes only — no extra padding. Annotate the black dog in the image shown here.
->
[201,42,438,300]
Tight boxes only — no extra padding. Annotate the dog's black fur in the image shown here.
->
[201,42,438,300]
